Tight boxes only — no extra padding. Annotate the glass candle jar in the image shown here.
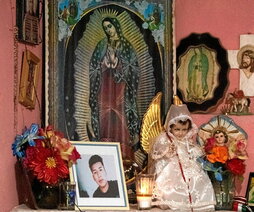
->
[135,174,155,210]
[58,181,76,210]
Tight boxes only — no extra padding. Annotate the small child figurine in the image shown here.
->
[206,130,229,164]
[149,103,216,211]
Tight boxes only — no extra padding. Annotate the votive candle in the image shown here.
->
[135,174,155,210]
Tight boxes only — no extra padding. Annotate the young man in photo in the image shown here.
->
[89,155,119,198]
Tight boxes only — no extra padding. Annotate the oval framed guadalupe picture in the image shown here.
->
[176,33,230,113]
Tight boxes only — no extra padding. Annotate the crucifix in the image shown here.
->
[228,34,254,97]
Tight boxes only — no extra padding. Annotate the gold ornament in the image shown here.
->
[173,95,183,105]
[140,92,163,153]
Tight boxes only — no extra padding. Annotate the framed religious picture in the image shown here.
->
[70,142,129,210]
[19,50,40,109]
[16,0,40,44]
[176,33,230,113]
[246,172,254,209]
[45,0,173,193]
[237,44,254,97]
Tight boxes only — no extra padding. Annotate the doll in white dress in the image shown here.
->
[148,102,216,211]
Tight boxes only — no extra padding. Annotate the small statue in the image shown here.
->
[224,89,251,114]
[140,93,216,211]
[197,115,248,164]
[205,129,229,164]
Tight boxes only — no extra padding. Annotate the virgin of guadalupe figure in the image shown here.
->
[73,9,156,168]
[187,47,209,102]
[89,17,139,161]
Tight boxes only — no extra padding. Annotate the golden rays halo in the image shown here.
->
[197,115,248,147]
[73,8,155,141]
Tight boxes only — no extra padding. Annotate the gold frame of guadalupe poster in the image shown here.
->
[45,0,173,190]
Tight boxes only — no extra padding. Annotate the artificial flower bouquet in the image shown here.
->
[199,135,247,182]
[12,123,81,185]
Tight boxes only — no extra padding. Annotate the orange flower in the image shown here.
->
[38,125,56,139]
[207,146,229,163]
[50,135,81,163]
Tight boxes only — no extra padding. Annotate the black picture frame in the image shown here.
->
[16,0,40,45]
[176,33,230,113]
[246,172,254,209]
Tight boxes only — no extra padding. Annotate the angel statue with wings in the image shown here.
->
[140,93,216,211]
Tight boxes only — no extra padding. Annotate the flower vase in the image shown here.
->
[32,180,59,209]
[208,171,235,210]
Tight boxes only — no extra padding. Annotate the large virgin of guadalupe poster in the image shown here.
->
[45,0,173,183]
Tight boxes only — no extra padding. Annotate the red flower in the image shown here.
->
[24,145,69,185]
[226,158,246,176]
[69,147,81,165]
[205,137,216,153]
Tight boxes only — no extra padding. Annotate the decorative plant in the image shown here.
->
[12,124,81,185]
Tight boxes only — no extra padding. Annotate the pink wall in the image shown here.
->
[175,0,254,196]
[0,0,253,210]
[0,0,42,211]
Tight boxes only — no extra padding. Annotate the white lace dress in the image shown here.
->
[150,130,216,211]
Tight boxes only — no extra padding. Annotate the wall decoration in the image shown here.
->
[70,142,129,210]
[45,0,173,189]
[176,33,230,113]
[19,50,40,110]
[228,34,254,97]
[16,0,40,45]
[237,45,254,97]
[221,89,251,115]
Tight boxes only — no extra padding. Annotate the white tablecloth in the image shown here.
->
[11,204,235,212]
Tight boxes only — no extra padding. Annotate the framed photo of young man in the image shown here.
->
[70,142,129,210]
